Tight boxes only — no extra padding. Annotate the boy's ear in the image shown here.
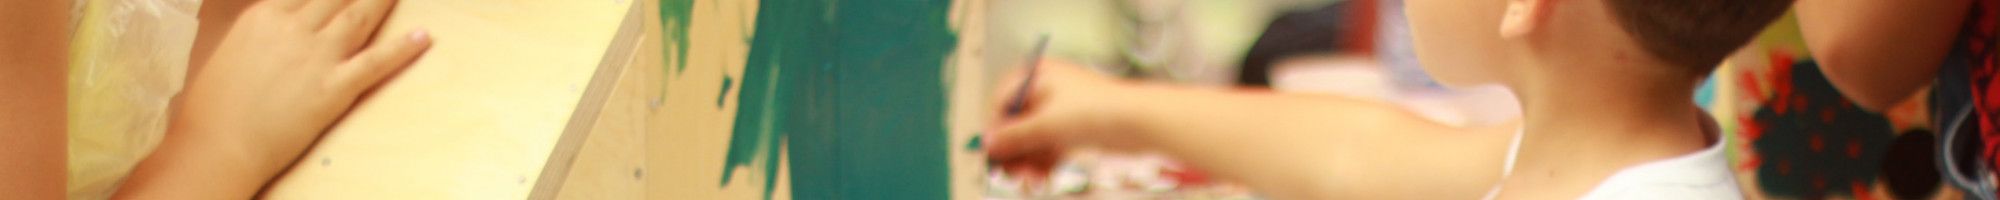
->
[1498,0,1551,39]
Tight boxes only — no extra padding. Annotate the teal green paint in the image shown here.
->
[719,63,785,196]
[965,134,982,151]
[662,0,693,76]
[656,0,693,103]
[720,0,958,199]
[717,76,733,108]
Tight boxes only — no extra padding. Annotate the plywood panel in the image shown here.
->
[648,0,772,198]
[261,0,638,199]
[547,0,662,199]
[639,0,985,199]
[543,0,987,199]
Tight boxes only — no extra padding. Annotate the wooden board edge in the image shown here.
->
[526,2,648,199]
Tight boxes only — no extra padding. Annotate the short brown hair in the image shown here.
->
[1604,0,1794,71]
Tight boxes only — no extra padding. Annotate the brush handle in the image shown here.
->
[1005,36,1051,117]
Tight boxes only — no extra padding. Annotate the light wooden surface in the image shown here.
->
[641,0,780,199]
[543,1,789,199]
[261,0,637,199]
[545,0,660,198]
[947,1,992,198]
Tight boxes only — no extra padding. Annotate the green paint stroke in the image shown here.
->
[662,0,693,76]
[965,134,982,151]
[720,0,958,199]
[717,76,732,109]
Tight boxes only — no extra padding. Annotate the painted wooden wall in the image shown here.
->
[583,0,989,199]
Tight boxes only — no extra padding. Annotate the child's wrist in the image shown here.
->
[1100,82,1166,143]
[165,106,278,181]
[172,86,299,178]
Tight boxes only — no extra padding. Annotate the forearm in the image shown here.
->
[0,0,72,198]
[1118,85,1516,199]
[1795,0,1963,111]
[115,95,295,199]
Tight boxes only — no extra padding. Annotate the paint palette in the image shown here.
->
[983,152,1263,200]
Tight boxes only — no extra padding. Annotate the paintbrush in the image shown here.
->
[1006,35,1052,117]
[979,35,1057,198]
[971,35,1050,152]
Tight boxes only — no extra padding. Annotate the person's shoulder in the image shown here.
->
[1576,136,1739,200]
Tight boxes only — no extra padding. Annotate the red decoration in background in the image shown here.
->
[1963,0,2000,186]
[1771,51,1797,114]
[1740,49,1898,198]
[1853,182,1876,200]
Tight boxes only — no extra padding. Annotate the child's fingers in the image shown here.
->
[318,0,399,56]
[297,0,355,29]
[987,59,1065,126]
[993,124,1062,188]
[987,69,1033,119]
[985,116,1062,162]
[331,30,431,96]
[261,0,311,12]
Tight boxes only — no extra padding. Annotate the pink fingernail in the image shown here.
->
[410,30,430,42]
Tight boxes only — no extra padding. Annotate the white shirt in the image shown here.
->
[1485,114,1742,200]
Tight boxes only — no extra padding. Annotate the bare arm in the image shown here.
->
[111,1,270,198]
[1794,0,1968,111]
[0,0,72,198]
[1127,85,1515,199]
[987,61,1517,199]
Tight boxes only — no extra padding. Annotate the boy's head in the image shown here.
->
[1402,0,1792,88]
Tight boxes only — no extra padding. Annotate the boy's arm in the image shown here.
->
[988,61,1517,199]
[1126,86,1516,199]
[0,0,72,198]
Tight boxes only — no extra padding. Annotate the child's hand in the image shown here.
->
[985,60,1147,181]
[117,0,428,198]
[178,0,428,170]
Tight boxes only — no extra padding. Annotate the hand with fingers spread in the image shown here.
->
[115,0,429,198]
[185,0,428,161]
